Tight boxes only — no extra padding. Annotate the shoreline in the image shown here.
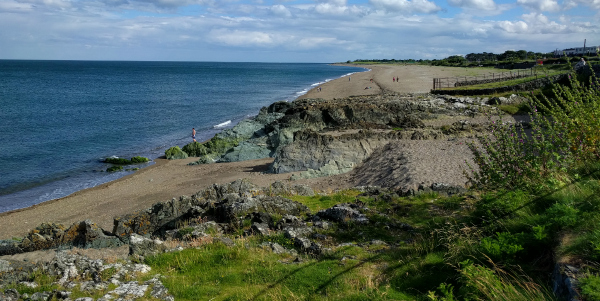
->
[0,64,498,239]
[0,64,367,216]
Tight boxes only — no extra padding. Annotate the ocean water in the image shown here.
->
[0,60,365,213]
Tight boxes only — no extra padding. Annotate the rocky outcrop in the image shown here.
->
[271,129,445,178]
[0,220,122,256]
[213,194,310,223]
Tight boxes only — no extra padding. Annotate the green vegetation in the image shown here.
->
[182,141,208,157]
[106,165,123,172]
[165,146,188,160]
[104,156,150,165]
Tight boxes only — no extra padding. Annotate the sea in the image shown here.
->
[0,60,366,213]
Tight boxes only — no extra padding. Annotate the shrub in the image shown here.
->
[182,142,208,157]
[580,274,600,300]
[545,202,579,229]
[466,63,600,192]
[480,232,525,260]
[165,146,188,160]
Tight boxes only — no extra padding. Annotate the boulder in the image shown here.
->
[128,234,166,258]
[214,195,309,224]
[317,204,369,224]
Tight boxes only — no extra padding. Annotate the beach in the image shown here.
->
[0,64,495,239]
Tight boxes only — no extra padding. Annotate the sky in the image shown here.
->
[0,0,598,62]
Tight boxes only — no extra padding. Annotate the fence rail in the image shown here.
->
[433,69,535,90]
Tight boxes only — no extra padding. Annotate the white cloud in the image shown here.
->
[516,0,561,12]
[208,29,280,47]
[448,0,497,11]
[370,0,442,13]
[270,4,292,17]
[496,20,528,33]
[564,0,600,9]
[0,1,34,12]
[316,0,347,5]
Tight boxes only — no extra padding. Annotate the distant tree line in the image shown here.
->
[348,49,593,68]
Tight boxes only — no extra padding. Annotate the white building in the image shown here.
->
[554,45,599,57]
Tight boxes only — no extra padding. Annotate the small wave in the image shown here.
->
[213,120,232,128]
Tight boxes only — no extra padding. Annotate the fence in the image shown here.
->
[433,69,536,90]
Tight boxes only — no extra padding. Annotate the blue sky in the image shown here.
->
[0,0,597,62]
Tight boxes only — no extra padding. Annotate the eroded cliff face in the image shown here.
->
[264,93,495,178]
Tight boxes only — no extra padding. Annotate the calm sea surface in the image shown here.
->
[0,60,365,213]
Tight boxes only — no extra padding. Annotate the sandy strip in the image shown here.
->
[0,64,493,239]
[299,64,494,100]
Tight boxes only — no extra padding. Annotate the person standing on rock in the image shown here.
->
[192,128,196,142]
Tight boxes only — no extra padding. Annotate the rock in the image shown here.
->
[29,292,52,301]
[272,130,402,176]
[1,289,20,301]
[7,220,122,255]
[105,281,149,299]
[0,240,22,256]
[128,234,166,258]
[145,276,174,301]
[220,140,272,162]
[250,223,270,236]
[214,195,309,224]
[0,259,13,273]
[165,146,188,160]
[214,237,235,247]
[283,227,314,240]
[112,195,200,240]
[317,204,369,224]
[417,182,466,196]
[265,181,315,197]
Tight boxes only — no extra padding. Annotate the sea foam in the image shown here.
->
[213,120,232,128]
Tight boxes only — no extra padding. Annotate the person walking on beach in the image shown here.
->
[393,77,395,82]
[192,128,196,142]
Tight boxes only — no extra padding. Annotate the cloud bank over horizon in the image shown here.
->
[0,0,597,62]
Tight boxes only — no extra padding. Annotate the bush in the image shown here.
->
[165,146,188,160]
[466,62,600,192]
[580,274,600,300]
[182,142,208,157]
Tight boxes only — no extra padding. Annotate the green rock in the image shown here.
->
[107,165,124,172]
[182,142,208,157]
[165,146,188,160]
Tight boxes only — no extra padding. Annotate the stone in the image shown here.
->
[0,240,22,256]
[317,204,369,224]
[250,223,270,236]
[1,289,20,301]
[214,237,235,247]
[128,234,166,258]
[214,195,309,223]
